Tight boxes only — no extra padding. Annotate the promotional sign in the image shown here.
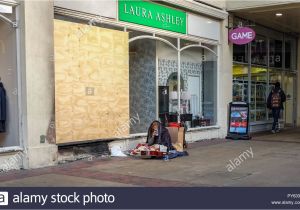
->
[226,102,251,140]
[118,0,187,34]
[229,27,256,45]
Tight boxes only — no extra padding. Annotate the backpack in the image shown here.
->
[271,90,281,108]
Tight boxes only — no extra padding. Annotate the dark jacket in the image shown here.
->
[267,87,286,110]
[146,121,172,151]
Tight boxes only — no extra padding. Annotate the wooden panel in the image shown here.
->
[54,19,129,144]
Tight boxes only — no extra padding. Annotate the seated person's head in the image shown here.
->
[151,122,159,137]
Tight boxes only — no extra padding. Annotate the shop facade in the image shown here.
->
[52,0,230,146]
[1,0,299,171]
[231,16,298,132]
[0,0,23,169]
[0,0,232,170]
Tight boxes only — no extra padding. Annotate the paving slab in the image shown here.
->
[0,174,137,187]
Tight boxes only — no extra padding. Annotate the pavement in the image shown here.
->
[1,129,300,187]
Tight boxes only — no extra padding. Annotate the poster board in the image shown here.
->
[226,102,251,140]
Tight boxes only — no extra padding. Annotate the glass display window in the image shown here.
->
[251,35,267,66]
[128,30,219,131]
[282,73,296,126]
[233,44,248,63]
[183,47,217,127]
[269,38,283,68]
[250,67,267,122]
[233,64,248,103]
[232,16,297,127]
[284,37,297,70]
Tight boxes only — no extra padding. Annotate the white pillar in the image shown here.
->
[218,16,233,137]
[18,0,58,169]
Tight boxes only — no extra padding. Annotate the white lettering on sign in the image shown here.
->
[231,32,253,40]
[229,27,256,45]
[123,3,183,26]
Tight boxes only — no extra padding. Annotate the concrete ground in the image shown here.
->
[1,129,300,187]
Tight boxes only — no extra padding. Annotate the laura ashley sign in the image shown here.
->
[229,27,256,45]
[118,0,187,34]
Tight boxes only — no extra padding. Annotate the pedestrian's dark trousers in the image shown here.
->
[272,108,281,131]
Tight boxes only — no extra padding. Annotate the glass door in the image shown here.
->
[282,73,296,127]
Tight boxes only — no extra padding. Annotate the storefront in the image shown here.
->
[0,0,21,151]
[231,16,298,132]
[53,0,229,145]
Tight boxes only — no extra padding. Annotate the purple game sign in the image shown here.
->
[229,27,256,45]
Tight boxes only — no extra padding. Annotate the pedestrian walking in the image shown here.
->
[267,82,286,133]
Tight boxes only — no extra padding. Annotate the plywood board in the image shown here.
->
[54,19,129,144]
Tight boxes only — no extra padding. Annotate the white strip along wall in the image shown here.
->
[54,0,117,19]
[188,14,221,41]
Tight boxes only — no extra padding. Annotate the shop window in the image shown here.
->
[269,39,283,68]
[285,38,297,70]
[250,67,267,122]
[179,47,217,128]
[251,35,267,66]
[233,64,249,103]
[157,41,179,127]
[129,34,218,133]
[233,44,248,63]
[285,40,291,69]
[0,9,19,147]
[156,40,218,129]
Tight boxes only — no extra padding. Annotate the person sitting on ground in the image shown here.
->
[146,121,172,151]
[267,82,286,134]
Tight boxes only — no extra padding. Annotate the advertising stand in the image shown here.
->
[226,102,251,140]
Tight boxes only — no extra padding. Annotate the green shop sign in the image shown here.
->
[118,0,187,34]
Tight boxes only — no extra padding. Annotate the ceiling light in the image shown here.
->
[276,13,283,17]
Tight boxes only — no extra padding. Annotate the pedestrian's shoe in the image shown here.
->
[271,130,276,134]
[276,129,280,133]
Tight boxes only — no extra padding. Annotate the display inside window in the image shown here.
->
[250,67,267,122]
[0,8,19,147]
[233,64,248,102]
[232,17,297,126]
[157,42,217,129]
[232,65,267,122]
